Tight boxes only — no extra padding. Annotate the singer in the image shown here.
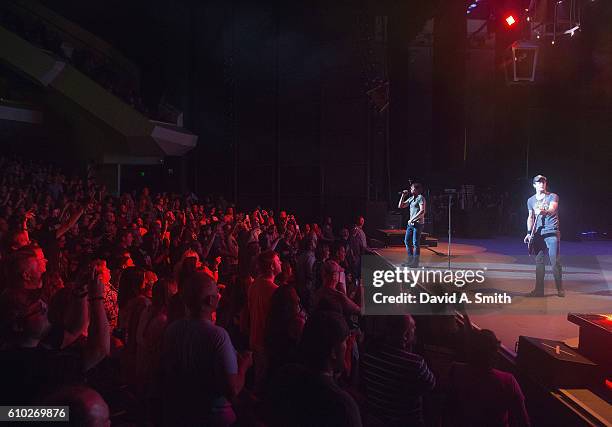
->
[398,183,426,267]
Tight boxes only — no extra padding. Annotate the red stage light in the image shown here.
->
[505,15,517,26]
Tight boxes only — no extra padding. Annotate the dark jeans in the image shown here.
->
[533,232,563,294]
[404,223,423,263]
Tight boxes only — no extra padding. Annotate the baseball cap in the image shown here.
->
[532,174,547,184]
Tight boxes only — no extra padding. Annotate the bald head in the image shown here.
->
[42,385,110,427]
[182,271,219,318]
[384,314,416,349]
[7,248,44,290]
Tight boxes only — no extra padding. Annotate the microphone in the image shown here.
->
[397,190,409,195]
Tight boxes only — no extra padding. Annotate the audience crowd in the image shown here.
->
[0,156,530,426]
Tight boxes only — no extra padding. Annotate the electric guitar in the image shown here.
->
[526,214,540,255]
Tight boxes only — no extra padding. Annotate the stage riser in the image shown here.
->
[374,229,438,248]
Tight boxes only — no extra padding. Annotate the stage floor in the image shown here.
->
[375,236,612,352]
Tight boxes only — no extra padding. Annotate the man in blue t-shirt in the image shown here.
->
[161,272,253,426]
[398,183,426,267]
[524,175,564,297]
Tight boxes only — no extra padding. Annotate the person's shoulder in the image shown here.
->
[39,323,66,350]
[549,192,559,200]
[136,295,152,308]
[165,317,189,334]
[321,286,343,298]
[491,368,518,384]
[206,320,232,342]
[149,313,168,330]
[320,376,362,424]
[256,277,278,290]
[251,277,265,290]
[398,348,427,364]
[491,368,524,394]
[527,194,536,206]
[268,280,280,292]
[378,344,425,363]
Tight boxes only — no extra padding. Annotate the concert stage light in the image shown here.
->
[505,40,539,83]
[505,15,516,26]
[564,25,580,37]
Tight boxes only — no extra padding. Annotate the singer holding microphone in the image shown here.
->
[398,183,426,267]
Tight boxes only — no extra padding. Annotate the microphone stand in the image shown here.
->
[444,189,457,269]
[447,192,452,269]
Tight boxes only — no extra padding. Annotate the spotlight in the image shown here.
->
[564,25,580,36]
[505,40,539,83]
[505,15,517,26]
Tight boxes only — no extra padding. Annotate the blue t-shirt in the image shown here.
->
[161,318,238,425]
[527,192,559,235]
[407,195,426,225]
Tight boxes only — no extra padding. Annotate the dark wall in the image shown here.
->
[29,0,612,232]
[46,0,377,225]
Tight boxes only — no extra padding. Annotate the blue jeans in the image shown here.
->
[404,223,422,259]
[533,232,563,294]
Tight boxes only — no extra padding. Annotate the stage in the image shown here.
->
[374,236,612,353]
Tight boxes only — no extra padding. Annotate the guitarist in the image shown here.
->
[398,183,426,267]
[523,175,564,297]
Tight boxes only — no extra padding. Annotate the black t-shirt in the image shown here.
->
[34,227,60,273]
[266,363,362,427]
[0,332,83,404]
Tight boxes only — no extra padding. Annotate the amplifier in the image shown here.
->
[517,336,600,387]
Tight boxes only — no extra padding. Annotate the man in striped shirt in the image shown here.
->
[361,315,436,427]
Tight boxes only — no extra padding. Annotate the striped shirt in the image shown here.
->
[361,343,436,426]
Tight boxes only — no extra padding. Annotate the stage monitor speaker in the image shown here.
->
[517,336,600,387]
[385,211,403,230]
[366,202,389,231]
